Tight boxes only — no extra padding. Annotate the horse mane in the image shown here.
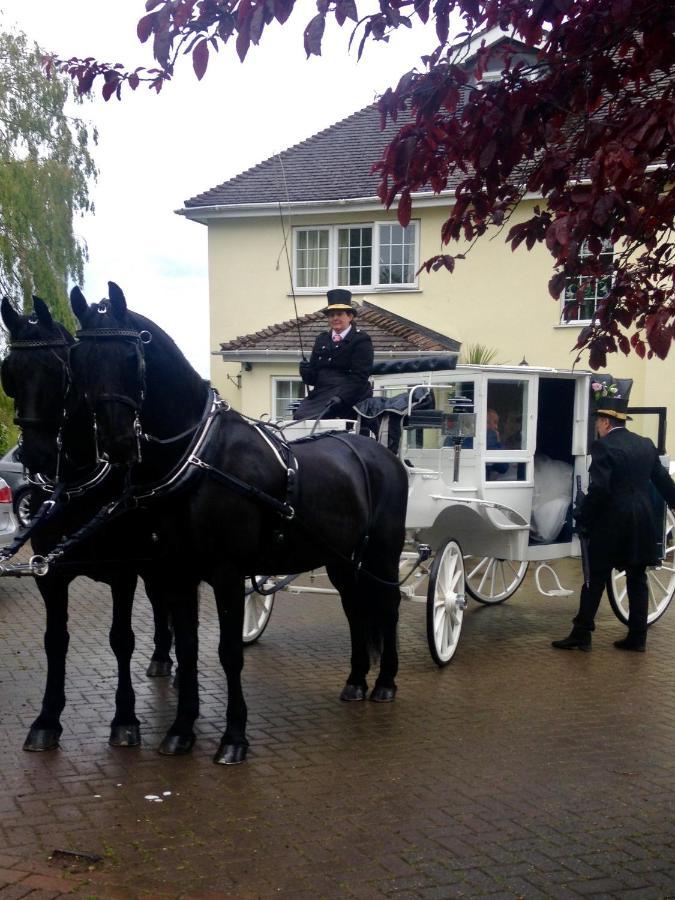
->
[126,309,207,395]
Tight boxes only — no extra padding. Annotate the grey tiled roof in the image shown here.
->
[218,301,461,353]
[183,34,534,211]
[184,103,426,208]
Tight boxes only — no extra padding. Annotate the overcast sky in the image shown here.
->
[1,1,438,375]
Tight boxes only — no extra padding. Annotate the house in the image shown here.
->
[178,28,675,455]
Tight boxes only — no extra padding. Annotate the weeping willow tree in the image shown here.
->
[0,27,96,452]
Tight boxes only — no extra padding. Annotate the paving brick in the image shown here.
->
[3,558,675,897]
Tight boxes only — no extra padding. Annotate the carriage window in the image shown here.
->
[486,380,528,451]
[272,377,306,419]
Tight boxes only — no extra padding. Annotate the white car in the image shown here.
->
[0,476,19,547]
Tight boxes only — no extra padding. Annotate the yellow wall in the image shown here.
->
[206,202,675,454]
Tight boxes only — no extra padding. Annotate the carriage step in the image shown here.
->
[534,563,575,597]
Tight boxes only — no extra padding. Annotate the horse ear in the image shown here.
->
[108,282,127,319]
[1,297,21,337]
[33,296,54,329]
[70,286,88,323]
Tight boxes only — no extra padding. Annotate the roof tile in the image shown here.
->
[219,300,460,353]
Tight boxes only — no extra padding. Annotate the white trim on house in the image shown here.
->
[177,189,548,224]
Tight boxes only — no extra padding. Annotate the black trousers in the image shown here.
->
[573,564,648,637]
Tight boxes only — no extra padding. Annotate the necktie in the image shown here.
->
[332,334,342,344]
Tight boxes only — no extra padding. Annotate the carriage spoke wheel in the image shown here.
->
[608,509,675,627]
[426,539,466,667]
[242,579,275,645]
[464,556,529,605]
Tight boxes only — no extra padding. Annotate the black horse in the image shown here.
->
[0,296,174,752]
[67,282,409,765]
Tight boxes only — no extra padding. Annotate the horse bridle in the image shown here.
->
[73,325,151,463]
[7,330,72,480]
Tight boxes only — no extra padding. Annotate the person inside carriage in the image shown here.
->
[293,289,373,421]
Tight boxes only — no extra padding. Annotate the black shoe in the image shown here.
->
[551,629,592,651]
[613,636,646,652]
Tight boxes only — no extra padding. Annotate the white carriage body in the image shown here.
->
[373,364,592,563]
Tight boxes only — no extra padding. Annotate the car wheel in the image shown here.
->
[15,488,33,529]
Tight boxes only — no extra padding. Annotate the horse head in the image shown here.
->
[1,296,74,476]
[70,281,209,472]
[69,282,149,467]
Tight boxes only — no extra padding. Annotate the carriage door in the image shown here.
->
[481,375,535,525]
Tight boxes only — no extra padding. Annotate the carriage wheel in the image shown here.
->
[608,508,675,627]
[242,581,275,645]
[464,556,529,605]
[426,539,467,667]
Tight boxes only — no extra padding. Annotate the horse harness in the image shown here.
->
[3,316,383,580]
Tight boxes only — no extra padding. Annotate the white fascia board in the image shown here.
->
[177,188,544,224]
[177,192,450,224]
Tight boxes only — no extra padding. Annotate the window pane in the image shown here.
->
[378,223,416,285]
[296,229,328,288]
[486,380,528,451]
[562,239,613,322]
[274,379,306,418]
[338,227,372,286]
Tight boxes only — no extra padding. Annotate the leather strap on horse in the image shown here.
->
[0,482,67,565]
[188,456,296,520]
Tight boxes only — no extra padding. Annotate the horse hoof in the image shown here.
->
[213,741,248,765]
[146,659,172,677]
[23,728,61,752]
[157,733,195,756]
[340,683,367,702]
[109,724,141,747]
[370,685,397,703]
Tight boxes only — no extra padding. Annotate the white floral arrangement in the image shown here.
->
[591,381,620,402]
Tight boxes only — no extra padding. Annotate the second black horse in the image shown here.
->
[68,282,409,765]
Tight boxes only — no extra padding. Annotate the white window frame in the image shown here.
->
[559,239,614,325]
[292,221,420,293]
[271,376,306,420]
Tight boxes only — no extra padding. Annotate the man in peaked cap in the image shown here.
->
[552,385,675,653]
[293,288,373,420]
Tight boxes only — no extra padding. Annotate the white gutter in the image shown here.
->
[176,187,547,224]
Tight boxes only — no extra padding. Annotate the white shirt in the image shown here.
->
[331,325,352,341]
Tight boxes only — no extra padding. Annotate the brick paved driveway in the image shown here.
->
[1,556,675,899]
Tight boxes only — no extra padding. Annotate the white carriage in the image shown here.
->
[243,362,675,665]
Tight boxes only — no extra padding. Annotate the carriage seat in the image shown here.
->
[354,387,435,454]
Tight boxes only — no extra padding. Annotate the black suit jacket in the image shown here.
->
[294,327,373,419]
[577,427,675,569]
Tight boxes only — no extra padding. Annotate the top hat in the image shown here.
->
[591,377,632,421]
[325,289,356,315]
[594,395,632,421]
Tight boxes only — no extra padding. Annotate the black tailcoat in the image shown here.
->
[294,326,373,419]
[576,427,675,569]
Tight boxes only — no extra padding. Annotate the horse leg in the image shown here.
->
[327,563,370,702]
[24,579,70,751]
[363,576,400,703]
[212,572,248,765]
[142,571,173,677]
[157,582,199,755]
[108,577,141,746]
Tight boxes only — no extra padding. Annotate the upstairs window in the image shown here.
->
[295,228,329,288]
[293,222,419,292]
[561,239,614,324]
